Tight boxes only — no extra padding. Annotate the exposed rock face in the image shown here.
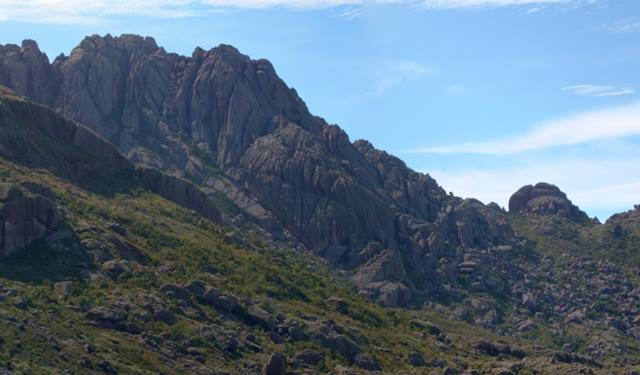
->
[509,182,589,222]
[264,352,287,375]
[0,183,61,256]
[0,86,220,223]
[607,205,640,226]
[136,166,220,222]
[0,35,526,305]
[0,35,447,250]
[0,85,133,185]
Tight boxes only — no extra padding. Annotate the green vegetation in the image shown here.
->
[2,158,638,374]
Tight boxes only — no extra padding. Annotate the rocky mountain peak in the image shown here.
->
[0,35,530,307]
[21,39,40,50]
[75,33,160,55]
[508,182,589,222]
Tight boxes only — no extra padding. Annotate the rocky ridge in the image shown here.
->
[508,182,590,223]
[0,35,528,306]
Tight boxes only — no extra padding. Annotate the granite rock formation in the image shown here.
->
[0,183,61,257]
[0,35,526,305]
[0,85,220,223]
[508,182,590,223]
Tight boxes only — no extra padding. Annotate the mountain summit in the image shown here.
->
[509,182,590,223]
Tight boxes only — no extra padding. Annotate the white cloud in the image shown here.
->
[370,60,436,96]
[428,157,640,219]
[335,6,363,20]
[563,84,635,98]
[0,0,589,24]
[600,19,640,34]
[409,101,640,155]
[0,0,199,24]
[421,0,570,8]
[202,0,361,8]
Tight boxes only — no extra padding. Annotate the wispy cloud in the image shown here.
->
[370,60,436,96]
[0,0,200,24]
[335,5,362,20]
[421,0,574,9]
[428,157,640,218]
[563,84,635,98]
[0,0,591,24]
[599,19,640,34]
[408,101,640,155]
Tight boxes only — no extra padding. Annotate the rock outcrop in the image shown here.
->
[508,182,589,222]
[0,86,221,224]
[0,183,61,256]
[136,166,220,223]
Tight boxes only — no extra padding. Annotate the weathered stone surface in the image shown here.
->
[264,352,286,375]
[159,283,191,302]
[353,353,381,371]
[102,259,132,275]
[360,281,413,308]
[85,306,127,326]
[136,166,221,223]
[0,183,60,257]
[408,352,426,367]
[201,287,238,312]
[0,86,221,226]
[244,305,275,330]
[291,349,323,367]
[509,182,589,222]
[332,334,361,361]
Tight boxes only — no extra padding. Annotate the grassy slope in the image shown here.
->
[0,158,634,374]
[509,214,640,371]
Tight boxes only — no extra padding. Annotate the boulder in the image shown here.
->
[353,353,380,371]
[517,319,535,332]
[408,352,426,367]
[0,183,60,257]
[102,260,132,275]
[201,287,238,312]
[183,281,206,296]
[244,305,275,330]
[153,309,176,325]
[352,250,408,289]
[565,310,585,324]
[359,281,413,307]
[264,352,286,375]
[332,334,361,361]
[292,349,323,367]
[85,306,127,329]
[159,283,191,302]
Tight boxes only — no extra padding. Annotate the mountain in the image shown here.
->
[0,34,524,307]
[0,84,547,375]
[0,35,639,373]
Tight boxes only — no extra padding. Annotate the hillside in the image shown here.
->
[0,87,586,374]
[0,35,639,374]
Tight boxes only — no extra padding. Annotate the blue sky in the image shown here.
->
[0,0,639,220]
